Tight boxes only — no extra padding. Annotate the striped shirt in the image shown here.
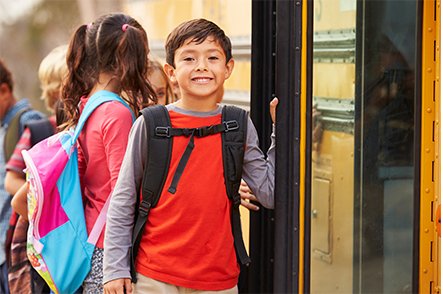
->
[5,116,56,174]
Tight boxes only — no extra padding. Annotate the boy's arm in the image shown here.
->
[241,98,278,209]
[4,127,32,195]
[11,183,28,219]
[103,117,147,285]
[4,171,25,196]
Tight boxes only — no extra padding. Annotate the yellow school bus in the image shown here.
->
[124,0,441,293]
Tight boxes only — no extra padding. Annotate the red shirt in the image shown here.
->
[78,97,134,249]
[135,109,239,290]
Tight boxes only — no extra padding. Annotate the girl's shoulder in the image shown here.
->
[92,100,134,120]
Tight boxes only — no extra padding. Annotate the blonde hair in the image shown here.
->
[39,44,68,112]
[147,58,174,105]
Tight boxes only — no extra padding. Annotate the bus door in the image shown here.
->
[311,0,418,293]
[269,0,440,293]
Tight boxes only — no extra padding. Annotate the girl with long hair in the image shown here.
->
[61,13,155,293]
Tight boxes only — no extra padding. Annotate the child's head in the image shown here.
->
[62,13,155,127]
[165,19,232,68]
[147,59,174,105]
[164,19,234,106]
[39,44,68,112]
[0,58,15,120]
[0,58,14,93]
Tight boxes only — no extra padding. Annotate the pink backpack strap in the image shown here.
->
[87,190,112,245]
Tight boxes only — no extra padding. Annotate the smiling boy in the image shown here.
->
[103,19,277,294]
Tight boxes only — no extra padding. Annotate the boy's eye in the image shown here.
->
[184,57,194,61]
[209,56,219,60]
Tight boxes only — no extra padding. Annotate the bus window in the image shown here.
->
[311,0,417,293]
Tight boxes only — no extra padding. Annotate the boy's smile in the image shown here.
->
[165,37,234,110]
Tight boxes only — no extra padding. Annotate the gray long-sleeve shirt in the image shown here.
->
[103,104,275,284]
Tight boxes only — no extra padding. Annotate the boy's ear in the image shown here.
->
[224,59,235,80]
[0,83,11,98]
[164,63,177,83]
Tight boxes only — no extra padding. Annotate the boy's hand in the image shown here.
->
[270,97,279,125]
[239,179,260,211]
[104,278,132,294]
[312,103,323,144]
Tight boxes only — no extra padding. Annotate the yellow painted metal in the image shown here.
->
[313,63,355,99]
[224,61,251,91]
[299,0,308,292]
[310,0,355,292]
[421,1,439,293]
[124,0,251,42]
[434,0,441,292]
[311,176,332,254]
[313,0,356,32]
[311,132,354,294]
[239,205,250,255]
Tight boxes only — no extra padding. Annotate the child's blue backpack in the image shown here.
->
[21,90,135,294]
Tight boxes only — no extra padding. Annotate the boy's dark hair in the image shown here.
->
[0,58,14,92]
[165,18,232,68]
[61,13,156,129]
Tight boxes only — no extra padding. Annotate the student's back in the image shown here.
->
[61,13,155,294]
[77,95,134,248]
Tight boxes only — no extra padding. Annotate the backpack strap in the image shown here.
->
[25,118,54,146]
[131,104,172,283]
[221,105,251,265]
[4,108,30,161]
[164,118,239,194]
[72,91,135,143]
[74,91,136,247]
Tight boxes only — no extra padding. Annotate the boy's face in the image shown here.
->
[165,37,234,103]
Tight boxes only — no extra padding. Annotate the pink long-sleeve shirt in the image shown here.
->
[78,95,134,248]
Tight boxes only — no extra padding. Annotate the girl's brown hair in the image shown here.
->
[62,13,155,129]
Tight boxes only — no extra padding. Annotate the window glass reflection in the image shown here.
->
[310,1,416,293]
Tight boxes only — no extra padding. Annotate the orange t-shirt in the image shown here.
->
[135,109,239,290]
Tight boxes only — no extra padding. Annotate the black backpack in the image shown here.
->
[130,104,251,288]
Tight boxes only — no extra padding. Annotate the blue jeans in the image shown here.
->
[0,262,10,294]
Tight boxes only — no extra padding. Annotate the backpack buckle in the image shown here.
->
[139,200,151,217]
[224,120,239,132]
[196,125,214,137]
[156,127,170,137]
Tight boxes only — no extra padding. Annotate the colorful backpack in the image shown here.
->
[21,91,135,294]
[9,118,55,294]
